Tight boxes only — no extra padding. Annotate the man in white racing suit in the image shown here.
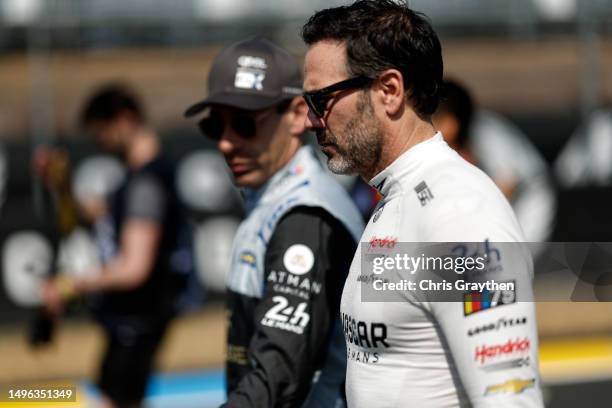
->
[301,1,544,407]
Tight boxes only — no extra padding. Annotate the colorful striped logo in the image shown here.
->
[463,281,516,316]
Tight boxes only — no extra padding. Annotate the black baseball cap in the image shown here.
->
[184,36,303,117]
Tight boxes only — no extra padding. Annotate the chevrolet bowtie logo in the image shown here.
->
[485,378,535,396]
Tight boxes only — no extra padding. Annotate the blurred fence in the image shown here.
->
[0,1,611,47]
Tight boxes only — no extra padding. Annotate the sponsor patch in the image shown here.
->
[475,337,531,364]
[267,270,322,300]
[414,181,434,206]
[454,239,503,276]
[261,295,310,334]
[239,251,256,268]
[485,378,535,396]
[234,55,267,91]
[342,313,390,350]
[368,236,397,248]
[463,280,516,316]
[290,165,303,176]
[283,244,315,275]
[237,55,267,69]
[468,316,528,336]
[346,346,380,364]
[482,357,531,372]
[227,344,248,365]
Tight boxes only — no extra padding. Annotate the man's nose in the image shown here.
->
[305,109,325,131]
[217,126,242,155]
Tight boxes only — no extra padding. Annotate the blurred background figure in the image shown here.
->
[36,84,195,408]
[552,105,612,241]
[71,154,126,227]
[175,150,242,293]
[0,145,7,214]
[554,106,612,187]
[434,79,557,243]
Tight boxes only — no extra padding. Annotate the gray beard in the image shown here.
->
[326,93,383,177]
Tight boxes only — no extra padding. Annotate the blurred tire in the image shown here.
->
[194,216,241,293]
[176,150,240,214]
[2,231,53,307]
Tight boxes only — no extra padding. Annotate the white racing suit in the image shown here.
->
[342,133,544,407]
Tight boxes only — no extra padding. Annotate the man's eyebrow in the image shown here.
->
[303,84,322,94]
[302,76,320,93]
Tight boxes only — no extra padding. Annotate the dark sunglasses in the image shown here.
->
[198,108,278,141]
[303,75,374,118]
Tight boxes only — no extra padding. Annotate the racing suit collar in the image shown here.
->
[368,132,443,198]
[242,145,315,213]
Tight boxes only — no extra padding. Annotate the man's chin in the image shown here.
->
[326,157,355,175]
[233,171,266,189]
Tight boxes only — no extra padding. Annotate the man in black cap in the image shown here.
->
[185,37,364,407]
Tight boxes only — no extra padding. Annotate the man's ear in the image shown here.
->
[286,97,308,136]
[375,69,405,117]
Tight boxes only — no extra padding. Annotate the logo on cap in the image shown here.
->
[235,55,267,91]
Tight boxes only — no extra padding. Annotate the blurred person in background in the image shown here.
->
[0,144,7,213]
[302,1,543,407]
[185,37,364,407]
[434,79,556,242]
[554,106,612,188]
[37,84,192,408]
